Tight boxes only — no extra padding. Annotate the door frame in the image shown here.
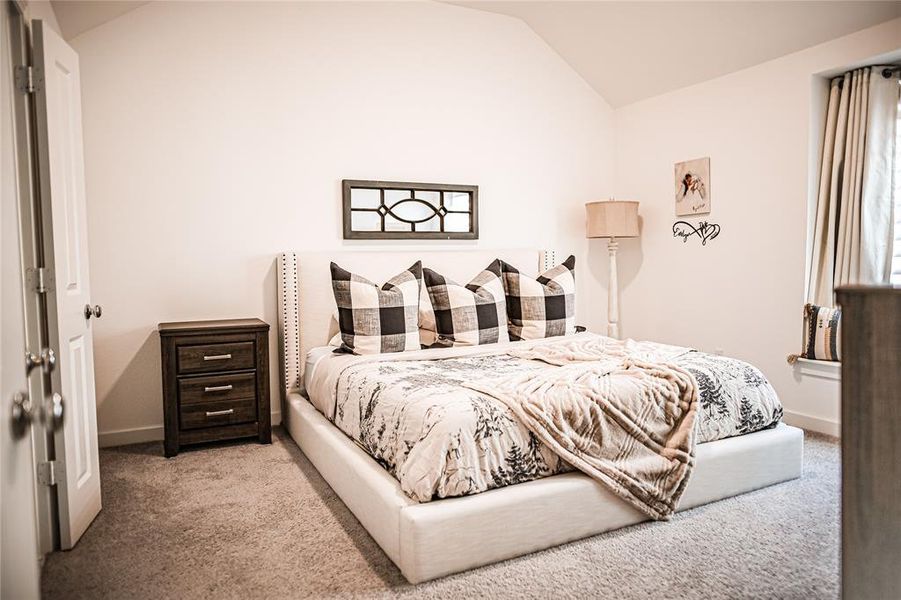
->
[6,0,59,556]
[3,0,47,595]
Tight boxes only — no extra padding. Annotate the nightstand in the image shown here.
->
[159,318,271,457]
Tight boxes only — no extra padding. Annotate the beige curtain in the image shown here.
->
[807,67,899,306]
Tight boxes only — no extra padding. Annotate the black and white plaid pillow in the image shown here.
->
[501,255,576,341]
[423,260,509,347]
[330,261,422,354]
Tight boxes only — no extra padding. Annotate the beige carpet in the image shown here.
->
[42,428,839,599]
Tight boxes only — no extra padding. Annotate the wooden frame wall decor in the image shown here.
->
[342,179,479,240]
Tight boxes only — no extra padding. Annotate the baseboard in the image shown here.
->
[98,424,164,447]
[782,410,839,437]
[98,411,283,448]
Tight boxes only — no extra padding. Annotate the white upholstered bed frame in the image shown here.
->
[276,250,804,584]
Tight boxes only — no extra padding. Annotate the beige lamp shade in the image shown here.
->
[585,200,640,238]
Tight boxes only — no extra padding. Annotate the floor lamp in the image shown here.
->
[585,200,640,339]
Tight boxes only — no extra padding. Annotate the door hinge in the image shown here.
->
[27,267,53,294]
[37,461,57,486]
[14,65,43,94]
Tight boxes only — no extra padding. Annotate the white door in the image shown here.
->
[32,19,101,549]
[1,2,41,596]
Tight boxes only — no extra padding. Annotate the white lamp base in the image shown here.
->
[607,238,620,339]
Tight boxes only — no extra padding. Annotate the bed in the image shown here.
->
[277,249,804,583]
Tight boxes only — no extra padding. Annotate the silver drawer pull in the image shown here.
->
[205,409,234,417]
[203,353,232,361]
[204,385,233,393]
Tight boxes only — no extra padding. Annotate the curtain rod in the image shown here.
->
[834,66,899,84]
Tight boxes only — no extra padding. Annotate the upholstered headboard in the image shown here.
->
[276,249,550,398]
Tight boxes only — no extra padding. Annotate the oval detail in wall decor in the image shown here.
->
[343,179,479,240]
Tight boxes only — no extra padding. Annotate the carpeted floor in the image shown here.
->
[42,428,839,599]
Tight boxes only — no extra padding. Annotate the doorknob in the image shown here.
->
[25,348,56,375]
[10,391,33,440]
[42,392,64,432]
[84,304,102,320]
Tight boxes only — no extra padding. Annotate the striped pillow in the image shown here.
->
[330,262,422,355]
[501,255,576,341]
[423,260,509,347]
[801,303,841,361]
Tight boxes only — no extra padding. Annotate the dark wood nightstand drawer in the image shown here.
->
[177,341,254,374]
[178,373,256,405]
[179,397,257,430]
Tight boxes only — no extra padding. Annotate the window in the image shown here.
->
[892,88,901,285]
[807,69,900,302]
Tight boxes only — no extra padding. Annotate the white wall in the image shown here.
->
[70,1,614,444]
[74,1,898,443]
[609,18,901,436]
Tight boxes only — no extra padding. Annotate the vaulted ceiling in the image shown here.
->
[453,1,901,107]
[51,1,901,107]
[50,0,149,40]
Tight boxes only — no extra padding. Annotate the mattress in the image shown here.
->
[305,333,784,503]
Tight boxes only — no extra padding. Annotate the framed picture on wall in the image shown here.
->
[674,157,710,216]
[342,179,479,240]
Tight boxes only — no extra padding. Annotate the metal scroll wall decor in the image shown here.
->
[342,179,479,240]
[672,220,721,246]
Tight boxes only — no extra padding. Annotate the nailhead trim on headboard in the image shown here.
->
[277,253,301,398]
[539,250,557,273]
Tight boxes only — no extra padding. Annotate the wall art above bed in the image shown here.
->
[343,179,479,240]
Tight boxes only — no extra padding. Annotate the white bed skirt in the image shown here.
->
[284,392,804,583]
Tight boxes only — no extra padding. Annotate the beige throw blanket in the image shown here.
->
[467,337,698,520]
[508,335,691,366]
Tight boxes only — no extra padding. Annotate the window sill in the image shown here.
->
[791,357,841,381]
